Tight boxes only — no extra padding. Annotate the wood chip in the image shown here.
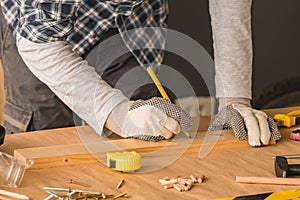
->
[198,175,206,183]
[190,175,198,183]
[159,175,205,192]
[173,184,183,192]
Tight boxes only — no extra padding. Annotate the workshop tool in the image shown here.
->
[290,128,300,141]
[274,110,300,127]
[272,154,300,160]
[236,176,300,185]
[106,151,141,172]
[232,192,273,200]
[274,156,300,178]
[213,189,300,200]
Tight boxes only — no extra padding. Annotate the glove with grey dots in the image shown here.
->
[208,104,281,146]
[105,97,192,142]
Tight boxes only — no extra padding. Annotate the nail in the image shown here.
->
[70,179,91,187]
[113,192,127,199]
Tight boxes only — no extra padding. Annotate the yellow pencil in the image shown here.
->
[146,67,170,101]
[146,66,191,138]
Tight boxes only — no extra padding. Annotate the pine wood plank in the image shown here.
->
[14,127,276,169]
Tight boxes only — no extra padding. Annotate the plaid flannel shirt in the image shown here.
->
[1,0,168,67]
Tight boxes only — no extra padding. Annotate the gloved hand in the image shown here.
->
[208,98,281,146]
[105,97,192,142]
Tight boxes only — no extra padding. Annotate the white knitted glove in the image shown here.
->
[208,98,281,146]
[105,97,192,142]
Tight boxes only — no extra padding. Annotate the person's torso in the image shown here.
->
[1,0,168,57]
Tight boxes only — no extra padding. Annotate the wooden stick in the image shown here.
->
[159,179,177,186]
[236,176,300,185]
[117,179,125,189]
[0,189,30,200]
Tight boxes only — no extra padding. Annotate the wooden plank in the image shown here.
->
[14,143,95,169]
[14,139,163,169]
[236,176,300,185]
[14,138,187,169]
[14,130,277,169]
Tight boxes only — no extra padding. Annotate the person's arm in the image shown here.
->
[210,0,252,99]
[16,34,128,134]
[15,0,191,139]
[208,0,281,146]
[17,34,191,139]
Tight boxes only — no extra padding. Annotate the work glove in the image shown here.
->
[208,98,281,146]
[105,97,192,142]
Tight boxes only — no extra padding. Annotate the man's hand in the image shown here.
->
[105,97,192,141]
[208,98,281,146]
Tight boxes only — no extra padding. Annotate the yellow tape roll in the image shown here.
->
[106,151,141,172]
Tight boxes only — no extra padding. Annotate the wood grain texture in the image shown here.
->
[1,107,299,200]
[14,126,276,169]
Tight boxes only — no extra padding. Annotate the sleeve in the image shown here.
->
[209,0,253,99]
[16,33,128,135]
[19,0,81,43]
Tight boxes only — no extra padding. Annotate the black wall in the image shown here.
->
[164,0,300,108]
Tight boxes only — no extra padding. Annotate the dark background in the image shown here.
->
[163,0,300,109]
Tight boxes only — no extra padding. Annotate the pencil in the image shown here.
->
[146,67,170,101]
[146,67,191,138]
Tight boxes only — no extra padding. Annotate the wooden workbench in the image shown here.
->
[0,106,300,200]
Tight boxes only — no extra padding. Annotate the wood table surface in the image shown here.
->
[0,106,300,200]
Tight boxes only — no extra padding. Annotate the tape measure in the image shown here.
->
[106,151,141,172]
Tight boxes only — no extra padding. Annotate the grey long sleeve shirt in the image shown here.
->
[13,1,253,136]
[210,0,253,100]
